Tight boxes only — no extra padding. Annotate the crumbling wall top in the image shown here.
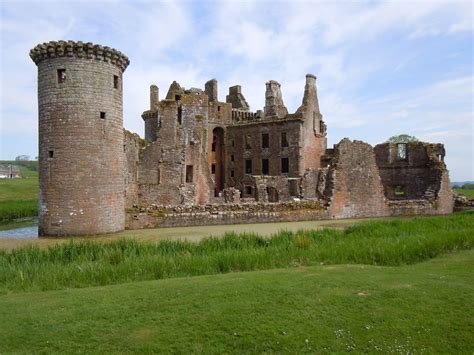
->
[29,40,130,72]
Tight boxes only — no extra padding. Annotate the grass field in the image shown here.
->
[1,212,472,293]
[0,249,472,353]
[0,161,38,222]
[454,188,474,199]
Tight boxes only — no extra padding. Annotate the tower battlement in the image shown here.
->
[29,40,129,71]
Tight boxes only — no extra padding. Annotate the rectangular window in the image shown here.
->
[245,135,252,149]
[231,139,235,147]
[230,170,234,177]
[113,75,119,89]
[57,69,66,83]
[177,106,182,125]
[212,142,216,152]
[211,164,216,174]
[186,165,193,183]
[245,186,252,195]
[397,143,407,160]
[48,150,54,159]
[100,112,106,119]
[245,159,253,174]
[281,157,289,174]
[281,132,289,147]
[217,106,221,112]
[262,133,269,148]
[262,159,269,175]
[231,154,234,162]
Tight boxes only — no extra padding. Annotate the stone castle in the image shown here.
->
[30,41,453,236]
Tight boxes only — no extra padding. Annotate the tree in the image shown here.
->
[386,134,419,144]
[15,155,30,161]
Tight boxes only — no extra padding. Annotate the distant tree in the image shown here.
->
[34,156,38,160]
[463,183,474,190]
[386,134,419,143]
[15,155,30,161]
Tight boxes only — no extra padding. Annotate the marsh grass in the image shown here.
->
[0,200,37,222]
[1,212,473,293]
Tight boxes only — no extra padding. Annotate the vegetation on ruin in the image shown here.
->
[0,161,38,222]
[0,248,472,353]
[1,212,472,293]
[385,134,419,143]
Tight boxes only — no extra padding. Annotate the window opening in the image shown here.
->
[231,154,234,162]
[245,135,252,149]
[48,150,54,159]
[394,185,405,196]
[113,75,119,89]
[100,112,106,119]
[230,170,234,177]
[186,165,193,183]
[245,159,253,174]
[57,69,66,83]
[211,164,216,174]
[262,159,269,175]
[397,143,407,160]
[281,132,289,148]
[281,157,289,174]
[245,186,252,195]
[177,106,182,125]
[262,133,269,148]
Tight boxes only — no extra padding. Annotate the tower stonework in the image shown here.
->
[30,41,129,236]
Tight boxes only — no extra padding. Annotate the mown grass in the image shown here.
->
[1,249,473,353]
[0,162,38,222]
[1,212,472,293]
[454,187,474,199]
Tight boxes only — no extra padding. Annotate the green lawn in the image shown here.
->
[0,249,472,353]
[0,161,38,222]
[454,188,474,200]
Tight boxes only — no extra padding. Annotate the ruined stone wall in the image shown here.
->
[327,139,390,219]
[226,119,302,196]
[374,142,447,200]
[137,92,215,207]
[31,41,129,236]
[124,130,141,208]
[126,201,328,229]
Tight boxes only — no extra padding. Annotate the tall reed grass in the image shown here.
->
[0,200,37,222]
[0,212,472,293]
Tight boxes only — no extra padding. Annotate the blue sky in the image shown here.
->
[0,0,472,181]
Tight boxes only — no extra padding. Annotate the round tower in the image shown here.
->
[30,40,130,236]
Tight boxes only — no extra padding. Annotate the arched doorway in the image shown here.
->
[212,127,225,196]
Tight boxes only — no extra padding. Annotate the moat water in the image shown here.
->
[0,218,38,238]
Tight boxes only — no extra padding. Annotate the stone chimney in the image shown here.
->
[264,80,288,119]
[205,79,218,102]
[297,74,320,114]
[150,85,159,110]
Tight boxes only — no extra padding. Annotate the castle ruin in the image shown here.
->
[30,41,453,236]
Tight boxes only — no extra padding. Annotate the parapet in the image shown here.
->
[29,40,130,72]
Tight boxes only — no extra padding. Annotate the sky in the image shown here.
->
[0,0,472,181]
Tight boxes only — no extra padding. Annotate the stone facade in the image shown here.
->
[31,40,454,236]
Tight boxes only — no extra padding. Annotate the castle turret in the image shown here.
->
[30,40,129,236]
